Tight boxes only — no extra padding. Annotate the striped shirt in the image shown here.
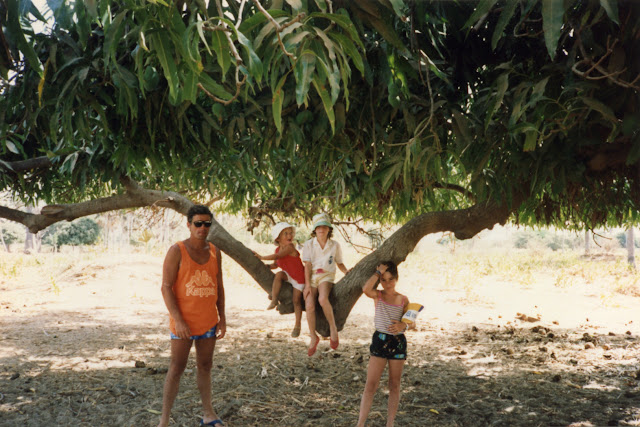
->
[374,291,407,335]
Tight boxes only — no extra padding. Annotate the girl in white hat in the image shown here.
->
[254,222,304,337]
[302,213,350,356]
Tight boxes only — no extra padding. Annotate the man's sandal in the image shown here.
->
[200,419,223,426]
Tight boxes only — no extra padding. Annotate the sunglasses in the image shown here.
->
[192,221,212,228]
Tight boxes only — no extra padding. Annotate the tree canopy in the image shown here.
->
[1,0,639,333]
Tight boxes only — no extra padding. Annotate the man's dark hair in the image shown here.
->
[381,261,399,279]
[187,204,213,223]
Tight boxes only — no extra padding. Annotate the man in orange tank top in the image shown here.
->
[159,205,226,427]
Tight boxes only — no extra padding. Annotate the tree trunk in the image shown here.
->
[584,230,590,255]
[24,205,35,253]
[627,227,635,268]
[0,225,7,252]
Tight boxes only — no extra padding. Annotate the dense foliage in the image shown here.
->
[1,0,639,231]
[41,217,101,248]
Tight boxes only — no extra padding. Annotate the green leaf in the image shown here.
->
[273,75,287,133]
[387,0,406,17]
[381,161,402,191]
[485,72,509,129]
[599,0,619,24]
[210,27,231,77]
[313,0,327,13]
[240,9,289,35]
[309,13,363,49]
[183,69,198,103]
[523,130,538,152]
[294,51,316,106]
[312,75,335,133]
[491,0,517,50]
[462,0,499,29]
[328,32,364,76]
[151,31,180,104]
[5,140,19,154]
[104,10,127,67]
[542,0,564,59]
[581,97,617,123]
[198,73,233,100]
[285,0,302,13]
[6,0,43,76]
[236,31,263,82]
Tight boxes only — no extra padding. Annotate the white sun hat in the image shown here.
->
[312,213,333,230]
[271,222,295,243]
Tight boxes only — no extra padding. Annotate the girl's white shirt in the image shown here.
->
[302,237,343,273]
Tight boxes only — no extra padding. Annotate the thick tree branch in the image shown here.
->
[0,156,53,172]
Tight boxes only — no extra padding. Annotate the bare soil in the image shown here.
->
[1,251,640,426]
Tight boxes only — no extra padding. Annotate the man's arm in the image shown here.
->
[215,247,226,339]
[161,244,190,339]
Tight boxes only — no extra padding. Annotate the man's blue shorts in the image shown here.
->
[170,325,217,340]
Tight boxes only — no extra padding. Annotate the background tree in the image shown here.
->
[1,0,639,335]
[41,217,101,251]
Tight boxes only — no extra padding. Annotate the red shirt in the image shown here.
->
[275,246,305,284]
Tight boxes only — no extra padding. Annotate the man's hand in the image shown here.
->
[216,318,226,339]
[174,319,191,339]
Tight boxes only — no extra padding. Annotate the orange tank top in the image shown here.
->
[169,241,219,336]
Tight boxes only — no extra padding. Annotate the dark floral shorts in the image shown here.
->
[369,331,407,360]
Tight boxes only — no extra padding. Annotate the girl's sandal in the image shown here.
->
[307,335,320,356]
[330,336,339,350]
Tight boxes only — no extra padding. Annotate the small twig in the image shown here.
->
[236,0,247,26]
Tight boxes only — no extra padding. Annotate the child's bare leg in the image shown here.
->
[357,356,387,427]
[318,281,338,342]
[291,288,303,337]
[267,272,286,309]
[385,359,405,426]
[304,287,319,352]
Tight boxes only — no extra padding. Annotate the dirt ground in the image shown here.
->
[1,251,640,426]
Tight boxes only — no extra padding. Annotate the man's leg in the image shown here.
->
[159,338,193,427]
[195,337,220,424]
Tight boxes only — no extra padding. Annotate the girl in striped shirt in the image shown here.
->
[357,261,410,427]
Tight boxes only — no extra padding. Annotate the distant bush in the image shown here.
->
[513,230,580,251]
[42,218,101,249]
[0,221,24,247]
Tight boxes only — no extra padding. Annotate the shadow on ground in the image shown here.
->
[2,307,640,427]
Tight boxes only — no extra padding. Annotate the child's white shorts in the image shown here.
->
[284,271,305,292]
